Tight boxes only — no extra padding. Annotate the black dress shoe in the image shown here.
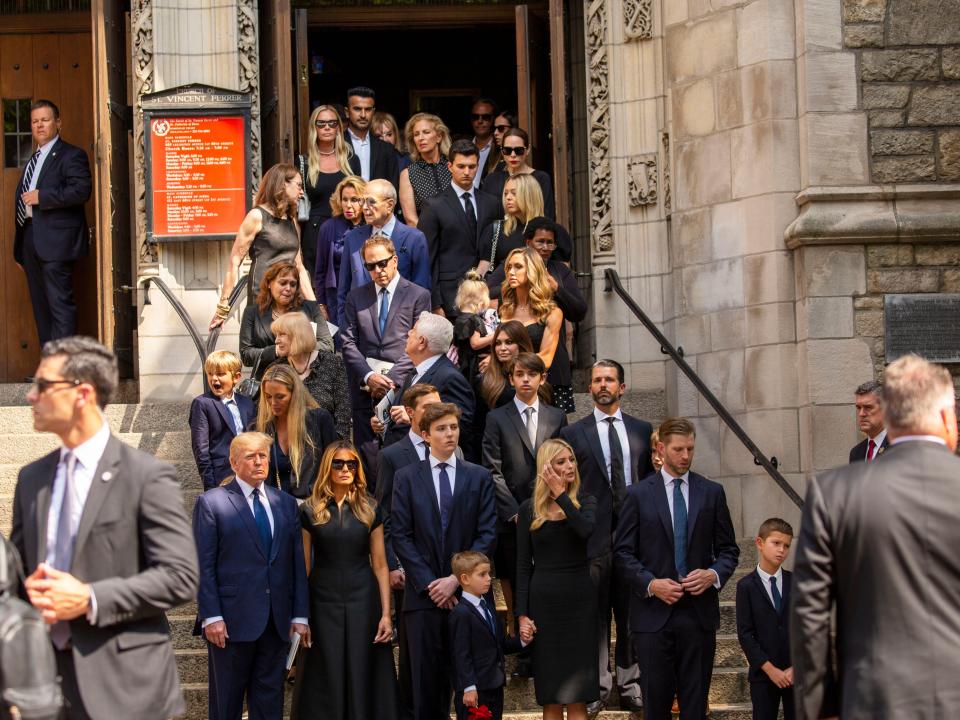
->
[619,697,644,712]
[586,700,604,718]
[513,658,534,678]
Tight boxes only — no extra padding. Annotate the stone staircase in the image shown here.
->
[0,390,763,719]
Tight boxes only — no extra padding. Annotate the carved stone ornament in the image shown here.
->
[624,0,653,40]
[237,0,261,186]
[132,0,157,265]
[627,154,658,207]
[661,132,671,215]
[586,0,614,258]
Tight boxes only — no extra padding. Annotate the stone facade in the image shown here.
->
[843,0,960,182]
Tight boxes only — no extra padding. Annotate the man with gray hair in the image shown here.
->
[791,354,960,720]
[381,311,476,456]
[849,380,888,462]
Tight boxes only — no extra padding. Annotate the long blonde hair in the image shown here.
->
[305,441,376,528]
[530,439,582,531]
[373,110,406,153]
[256,364,319,491]
[499,248,556,323]
[307,105,353,184]
[405,112,452,162]
[502,174,544,236]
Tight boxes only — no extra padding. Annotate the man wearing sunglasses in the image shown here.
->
[344,86,400,189]
[336,179,431,328]
[469,98,498,187]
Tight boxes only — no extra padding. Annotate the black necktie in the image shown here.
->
[463,191,478,239]
[605,417,626,510]
[479,597,497,636]
[770,576,782,614]
[16,149,41,227]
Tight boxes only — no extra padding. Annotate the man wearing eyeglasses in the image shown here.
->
[336,178,431,328]
[469,98,498,187]
[341,235,432,476]
[344,86,400,189]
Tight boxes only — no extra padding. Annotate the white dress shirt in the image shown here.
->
[514,396,540,443]
[348,128,371,180]
[865,428,888,459]
[756,565,784,609]
[429,453,457,509]
[408,429,429,461]
[409,354,441,388]
[24,135,59,219]
[221,393,244,435]
[593,408,633,485]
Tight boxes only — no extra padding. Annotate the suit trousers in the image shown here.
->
[352,397,380,483]
[590,551,642,703]
[750,681,795,720]
[55,647,92,720]
[454,687,504,720]
[207,617,289,720]
[22,223,77,346]
[404,607,453,720]
[631,600,716,720]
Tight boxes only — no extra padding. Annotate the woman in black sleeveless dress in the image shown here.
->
[294,441,398,720]
[398,112,452,226]
[516,439,598,717]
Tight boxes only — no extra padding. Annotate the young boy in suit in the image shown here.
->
[448,551,531,720]
[189,350,256,490]
[736,518,795,720]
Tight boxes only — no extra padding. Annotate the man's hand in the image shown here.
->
[518,615,537,641]
[649,578,684,605]
[546,274,559,292]
[389,405,410,424]
[24,564,91,623]
[371,416,385,434]
[463,689,478,708]
[21,189,40,207]
[204,620,229,648]
[367,373,394,395]
[763,662,791,689]
[784,666,794,686]
[389,569,405,590]
[680,569,716,596]
[291,622,312,648]
[427,575,460,607]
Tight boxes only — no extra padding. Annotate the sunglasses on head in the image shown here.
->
[494,124,511,132]
[363,257,394,272]
[331,459,359,471]
[501,146,527,156]
[315,119,339,129]
[471,113,493,121]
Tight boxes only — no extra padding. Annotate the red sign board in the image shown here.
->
[148,115,248,239]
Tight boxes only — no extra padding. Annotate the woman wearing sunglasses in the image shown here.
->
[485,110,517,176]
[315,176,365,323]
[294,441,398,719]
[481,127,556,222]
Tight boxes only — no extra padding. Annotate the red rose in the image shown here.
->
[468,706,493,720]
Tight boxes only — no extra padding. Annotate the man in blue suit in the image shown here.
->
[13,99,92,346]
[392,403,497,720]
[614,418,739,720]
[336,178,430,327]
[193,432,310,720]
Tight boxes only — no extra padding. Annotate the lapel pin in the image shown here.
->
[101,471,113,482]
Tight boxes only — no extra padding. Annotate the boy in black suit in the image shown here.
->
[736,518,795,720]
[449,551,530,720]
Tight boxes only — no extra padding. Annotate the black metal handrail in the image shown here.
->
[603,268,803,509]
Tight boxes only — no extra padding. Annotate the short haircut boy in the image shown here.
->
[758,518,794,540]
[419,402,461,432]
[403,383,439,409]
[451,551,490,580]
[205,350,242,376]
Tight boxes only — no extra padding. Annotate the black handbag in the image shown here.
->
[235,353,264,400]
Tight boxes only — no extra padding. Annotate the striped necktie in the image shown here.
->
[16,149,41,227]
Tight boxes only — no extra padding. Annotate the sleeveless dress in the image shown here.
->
[524,321,575,414]
[407,155,452,214]
[248,207,300,304]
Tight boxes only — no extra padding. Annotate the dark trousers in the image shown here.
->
[751,681,795,720]
[590,551,641,703]
[404,607,453,720]
[207,619,288,720]
[395,589,414,720]
[352,399,380,483]
[22,224,77,346]
[631,601,716,720]
[454,687,504,720]
[55,648,91,720]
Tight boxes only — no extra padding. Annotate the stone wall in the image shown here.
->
[843,0,960,182]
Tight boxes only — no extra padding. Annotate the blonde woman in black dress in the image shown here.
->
[399,112,452,226]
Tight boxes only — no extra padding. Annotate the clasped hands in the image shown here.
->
[428,575,460,610]
[649,569,716,604]
[24,563,91,624]
[517,615,536,643]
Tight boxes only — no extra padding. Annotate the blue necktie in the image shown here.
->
[438,462,453,542]
[479,597,497,636]
[16,149,41,227]
[672,478,688,577]
[378,287,389,335]
[252,487,272,557]
[226,399,243,434]
[770,576,782,614]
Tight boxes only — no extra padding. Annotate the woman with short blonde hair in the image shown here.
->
[399,112,453,225]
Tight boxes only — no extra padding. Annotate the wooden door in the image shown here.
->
[515,6,553,178]
[548,0,570,230]
[0,29,95,381]
[294,8,310,155]
[259,0,296,169]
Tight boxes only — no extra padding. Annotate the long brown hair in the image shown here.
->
[255,364,319,491]
[256,262,305,314]
[499,248,556,323]
[530,439,581,531]
[254,163,300,219]
[305,441,376,528]
[479,320,533,409]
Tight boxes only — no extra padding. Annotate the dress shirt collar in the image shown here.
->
[869,428,887,447]
[36,135,59,157]
[429,453,457,472]
[236,477,269,502]
[660,467,690,487]
[513,395,540,415]
[414,353,441,379]
[756,564,783,587]
[348,127,369,146]
[408,429,428,455]
[890,434,947,446]
[461,591,483,608]
[451,182,473,200]
[379,271,401,297]
[60,420,111,472]
[220,392,237,404]
[374,214,398,238]
[593,407,624,424]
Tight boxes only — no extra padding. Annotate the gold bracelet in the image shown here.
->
[215,306,230,319]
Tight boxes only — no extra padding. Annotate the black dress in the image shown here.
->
[481,168,556,222]
[407,156,452,215]
[524,321,575,414]
[295,500,399,720]
[302,168,346,278]
[248,207,301,305]
[515,494,598,706]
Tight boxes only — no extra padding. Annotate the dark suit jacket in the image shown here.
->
[791,440,960,720]
[336,221,431,327]
[238,299,332,377]
[189,392,257,490]
[482,401,568,522]
[487,257,587,323]
[192,480,309,642]
[384,354,476,446]
[10,435,198,720]
[448,597,523,692]
[377,436,426,571]
[255,407,337,499]
[848,433,889,463]
[736,569,792,683]
[391,459,497,612]
[417,186,499,313]
[346,132,400,190]
[13,137,92,264]
[340,276,432,399]
[560,412,653,558]
[613,471,739,633]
